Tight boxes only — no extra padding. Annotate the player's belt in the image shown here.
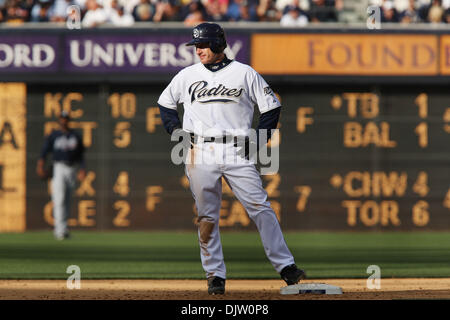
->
[190,133,237,144]
[55,160,77,167]
[203,136,237,144]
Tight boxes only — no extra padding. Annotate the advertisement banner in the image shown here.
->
[1,30,450,77]
[0,35,58,72]
[252,34,439,76]
[64,34,250,72]
[440,35,450,75]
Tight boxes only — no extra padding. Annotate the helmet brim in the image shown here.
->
[186,38,212,46]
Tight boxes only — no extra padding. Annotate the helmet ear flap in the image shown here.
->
[210,39,227,54]
[210,41,220,54]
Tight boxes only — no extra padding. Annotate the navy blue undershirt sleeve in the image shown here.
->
[158,104,182,135]
[256,106,281,144]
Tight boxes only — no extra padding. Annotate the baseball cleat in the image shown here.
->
[54,232,71,241]
[280,264,306,285]
[207,276,226,295]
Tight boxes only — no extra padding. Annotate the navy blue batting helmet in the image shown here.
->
[186,22,227,54]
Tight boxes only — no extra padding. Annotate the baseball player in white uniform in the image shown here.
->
[158,22,305,294]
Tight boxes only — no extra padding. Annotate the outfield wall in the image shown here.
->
[0,26,449,232]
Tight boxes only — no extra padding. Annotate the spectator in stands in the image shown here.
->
[132,0,155,21]
[6,0,450,24]
[444,6,450,21]
[257,0,282,21]
[81,0,107,27]
[2,0,32,23]
[48,0,76,22]
[428,0,444,22]
[443,0,450,10]
[153,0,180,22]
[110,3,134,26]
[204,0,227,21]
[281,0,302,14]
[74,0,86,8]
[0,0,6,22]
[181,0,207,25]
[23,0,35,16]
[238,0,258,21]
[309,0,338,22]
[380,0,400,22]
[417,0,444,22]
[275,0,309,15]
[280,2,309,26]
[183,8,204,25]
[214,0,229,16]
[400,0,419,23]
[31,0,53,22]
[103,0,139,16]
[226,0,258,21]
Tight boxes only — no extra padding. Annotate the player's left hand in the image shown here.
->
[77,168,86,181]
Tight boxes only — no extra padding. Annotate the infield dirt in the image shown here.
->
[0,278,449,300]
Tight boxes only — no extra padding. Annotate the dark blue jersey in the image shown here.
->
[40,129,85,167]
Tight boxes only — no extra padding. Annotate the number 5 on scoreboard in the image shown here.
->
[295,186,311,212]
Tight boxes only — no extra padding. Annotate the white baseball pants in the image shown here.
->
[185,140,295,279]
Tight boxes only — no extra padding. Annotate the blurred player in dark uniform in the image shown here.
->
[36,111,86,240]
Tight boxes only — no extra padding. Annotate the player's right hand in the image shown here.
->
[36,167,49,180]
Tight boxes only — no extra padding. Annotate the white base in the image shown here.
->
[280,283,343,295]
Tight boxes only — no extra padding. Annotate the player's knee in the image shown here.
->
[197,217,216,244]
[245,201,272,218]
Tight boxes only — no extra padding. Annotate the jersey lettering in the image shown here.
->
[54,136,78,151]
[188,81,244,104]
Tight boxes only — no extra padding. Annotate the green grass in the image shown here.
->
[0,231,449,279]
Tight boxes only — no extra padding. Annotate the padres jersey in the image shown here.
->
[157,60,281,137]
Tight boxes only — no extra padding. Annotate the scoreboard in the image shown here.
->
[0,83,449,231]
[280,85,450,230]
